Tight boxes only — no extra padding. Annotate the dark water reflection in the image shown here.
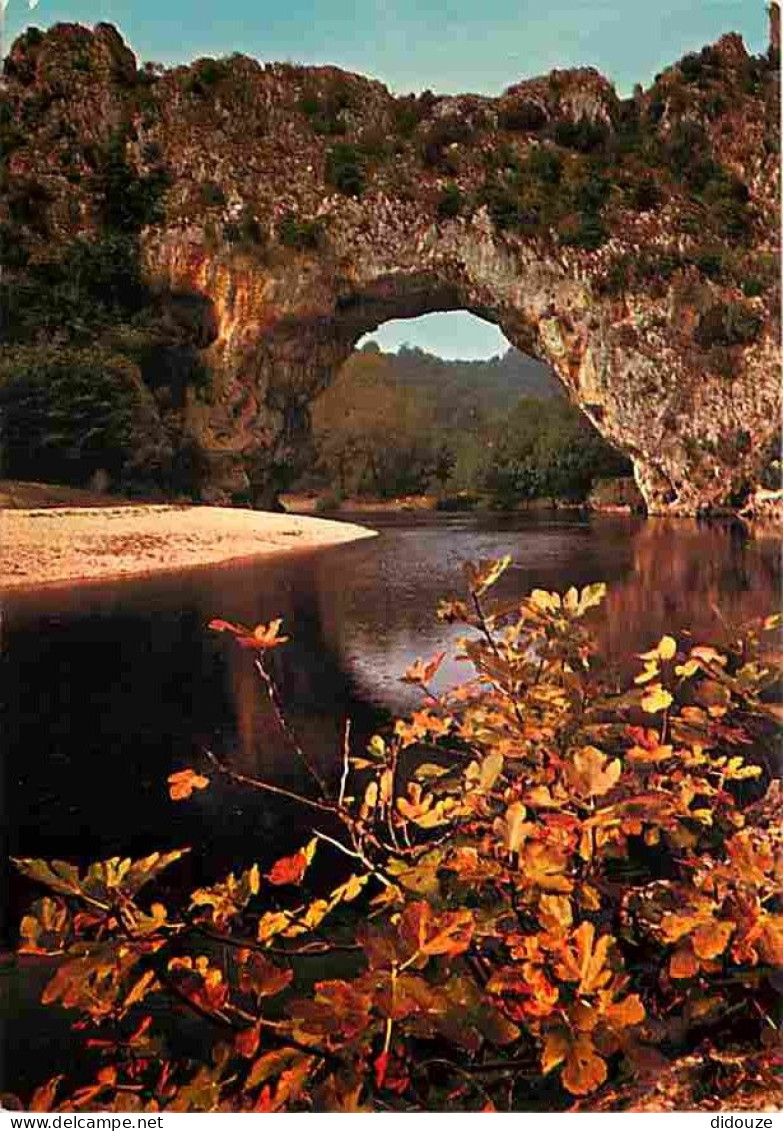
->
[1,513,779,944]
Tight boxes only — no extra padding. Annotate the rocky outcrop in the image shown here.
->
[1,22,779,512]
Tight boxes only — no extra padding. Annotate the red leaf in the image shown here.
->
[266,851,307,886]
[374,1051,389,1090]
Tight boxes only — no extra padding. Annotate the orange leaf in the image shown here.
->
[235,1023,261,1059]
[403,652,447,685]
[398,901,474,959]
[669,945,699,980]
[561,1035,608,1096]
[692,920,733,961]
[554,922,613,995]
[30,1076,64,1113]
[603,993,645,1029]
[168,768,209,801]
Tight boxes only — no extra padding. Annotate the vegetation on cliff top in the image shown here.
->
[8,564,781,1111]
[0,20,778,502]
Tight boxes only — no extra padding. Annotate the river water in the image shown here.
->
[0,510,780,1090]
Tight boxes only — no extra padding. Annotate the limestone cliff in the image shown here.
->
[1,20,779,512]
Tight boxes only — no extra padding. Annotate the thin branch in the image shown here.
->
[203,749,336,816]
[254,658,329,797]
[338,718,351,807]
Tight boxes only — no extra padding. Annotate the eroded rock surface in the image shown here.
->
[1,19,779,511]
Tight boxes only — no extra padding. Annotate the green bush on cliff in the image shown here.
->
[278,211,324,250]
[694,301,762,349]
[325,142,366,197]
[436,182,463,219]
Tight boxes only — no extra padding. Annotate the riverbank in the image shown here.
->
[0,505,376,590]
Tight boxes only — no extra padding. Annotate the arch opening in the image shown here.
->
[285,310,634,512]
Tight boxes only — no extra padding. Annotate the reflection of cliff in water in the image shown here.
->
[598,521,780,660]
[304,516,780,710]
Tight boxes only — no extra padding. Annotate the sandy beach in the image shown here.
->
[0,505,376,590]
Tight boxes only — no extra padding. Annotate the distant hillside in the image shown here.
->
[357,342,563,431]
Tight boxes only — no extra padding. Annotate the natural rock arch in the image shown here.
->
[3,20,779,512]
[149,206,778,513]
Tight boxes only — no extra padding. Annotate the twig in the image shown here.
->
[254,658,329,797]
[338,718,351,807]
[203,749,335,816]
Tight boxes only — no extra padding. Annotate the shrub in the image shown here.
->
[278,211,323,250]
[436,182,463,219]
[199,180,226,207]
[552,115,609,153]
[627,174,661,212]
[0,345,169,486]
[314,488,343,512]
[9,570,781,1112]
[694,301,762,349]
[224,206,265,248]
[92,131,171,231]
[299,78,354,136]
[420,116,474,169]
[325,143,366,197]
[524,146,563,186]
[185,57,230,96]
[558,212,608,250]
[498,98,547,133]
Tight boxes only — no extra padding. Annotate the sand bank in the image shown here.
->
[0,505,376,590]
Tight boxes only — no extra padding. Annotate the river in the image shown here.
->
[0,509,780,1091]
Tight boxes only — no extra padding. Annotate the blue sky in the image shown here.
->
[4,0,769,359]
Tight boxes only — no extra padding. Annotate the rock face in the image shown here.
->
[1,23,780,512]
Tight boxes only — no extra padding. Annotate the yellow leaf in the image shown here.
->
[658,635,677,660]
[634,660,660,685]
[566,746,622,797]
[554,922,613,994]
[541,1030,570,1074]
[641,685,673,714]
[538,894,573,932]
[530,589,561,613]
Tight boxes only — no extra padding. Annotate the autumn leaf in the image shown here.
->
[691,920,734,960]
[209,618,289,651]
[30,1076,64,1112]
[554,922,614,995]
[235,1023,261,1060]
[522,841,573,893]
[561,1034,608,1096]
[669,945,699,979]
[465,555,512,596]
[238,953,293,999]
[266,838,317,886]
[639,635,677,662]
[168,769,210,801]
[402,651,446,685]
[566,746,622,798]
[538,894,573,933]
[494,801,531,854]
[251,619,289,649]
[603,994,645,1029]
[398,901,474,959]
[640,685,673,714]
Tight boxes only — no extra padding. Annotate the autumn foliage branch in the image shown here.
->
[9,558,782,1113]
